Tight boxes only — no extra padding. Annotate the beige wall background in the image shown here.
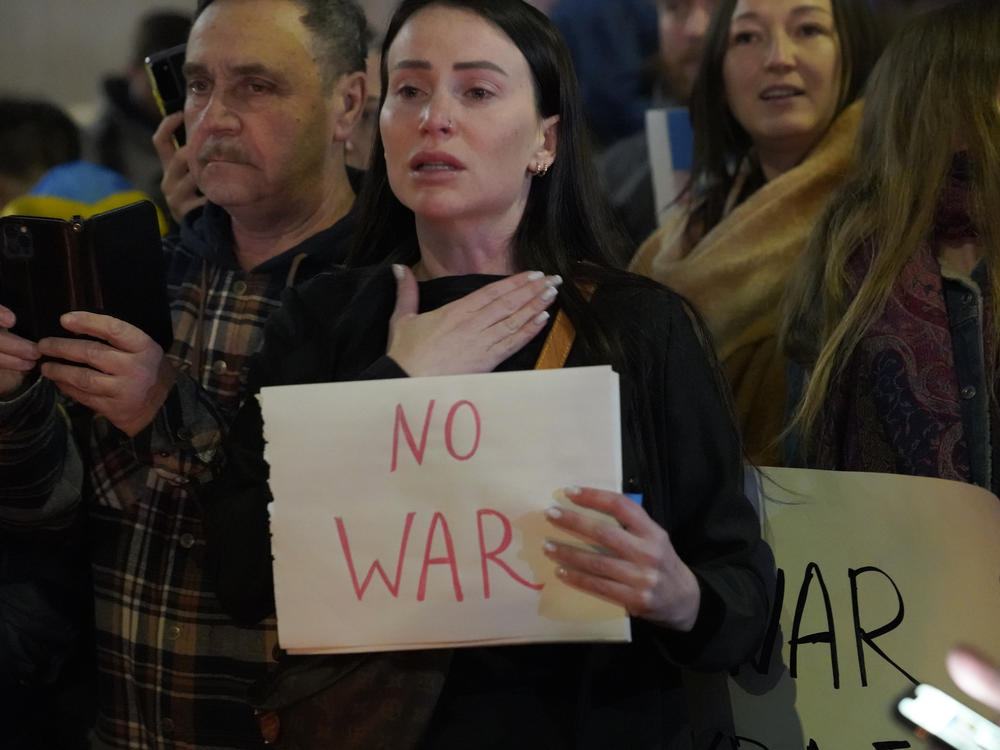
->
[0,0,194,123]
[0,0,394,125]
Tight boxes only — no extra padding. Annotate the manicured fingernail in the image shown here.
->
[527,270,544,281]
[563,486,581,497]
[62,312,77,324]
[540,286,558,302]
[547,274,563,287]
[534,311,550,325]
[543,540,557,553]
[555,566,568,579]
[545,506,562,519]
[392,264,405,280]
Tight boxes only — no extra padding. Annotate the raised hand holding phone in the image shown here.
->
[897,682,1000,750]
[38,311,177,437]
[146,42,205,223]
[153,112,205,223]
[948,645,1000,715]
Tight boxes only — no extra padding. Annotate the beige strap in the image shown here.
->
[533,283,594,370]
[534,308,576,370]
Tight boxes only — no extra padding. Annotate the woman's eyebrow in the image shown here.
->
[731,5,833,23]
[454,61,508,75]
[390,59,508,76]
[392,59,432,71]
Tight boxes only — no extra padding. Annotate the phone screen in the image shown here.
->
[898,684,1000,750]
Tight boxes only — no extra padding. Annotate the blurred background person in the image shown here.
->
[549,0,660,148]
[0,99,81,211]
[781,0,1000,492]
[0,97,165,230]
[598,0,718,247]
[631,0,885,465]
[84,8,191,224]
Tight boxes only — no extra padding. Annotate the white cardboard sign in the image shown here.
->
[723,468,1000,749]
[261,366,630,654]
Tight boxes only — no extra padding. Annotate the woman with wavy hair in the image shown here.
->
[781,0,1000,491]
[630,0,884,464]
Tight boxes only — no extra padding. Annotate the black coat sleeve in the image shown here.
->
[628,289,775,671]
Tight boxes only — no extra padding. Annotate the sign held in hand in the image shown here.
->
[261,366,629,654]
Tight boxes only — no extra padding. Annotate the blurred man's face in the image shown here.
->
[659,0,717,102]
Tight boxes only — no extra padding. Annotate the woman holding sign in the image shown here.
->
[208,1,774,747]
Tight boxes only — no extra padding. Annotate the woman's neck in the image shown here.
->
[754,131,823,182]
[413,219,519,279]
[756,145,809,182]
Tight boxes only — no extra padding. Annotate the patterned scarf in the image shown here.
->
[817,155,985,483]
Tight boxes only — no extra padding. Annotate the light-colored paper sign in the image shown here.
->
[261,366,630,654]
[721,468,1000,749]
[646,107,692,224]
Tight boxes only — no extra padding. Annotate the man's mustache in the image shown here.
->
[197,141,250,164]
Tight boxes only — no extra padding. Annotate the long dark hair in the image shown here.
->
[683,0,886,242]
[349,0,636,365]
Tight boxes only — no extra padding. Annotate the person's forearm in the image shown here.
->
[0,379,83,529]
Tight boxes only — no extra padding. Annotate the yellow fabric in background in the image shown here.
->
[3,191,169,235]
[630,102,864,465]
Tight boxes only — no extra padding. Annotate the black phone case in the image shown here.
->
[145,43,187,145]
[0,201,174,351]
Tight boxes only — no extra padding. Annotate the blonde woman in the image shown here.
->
[630,0,884,464]
[781,0,1000,493]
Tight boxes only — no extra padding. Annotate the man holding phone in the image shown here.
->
[0,0,369,746]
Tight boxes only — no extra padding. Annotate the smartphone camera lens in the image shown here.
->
[2,224,32,260]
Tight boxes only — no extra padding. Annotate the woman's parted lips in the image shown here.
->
[409,150,466,171]
[759,84,805,101]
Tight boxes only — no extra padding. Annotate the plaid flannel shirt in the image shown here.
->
[0,202,354,749]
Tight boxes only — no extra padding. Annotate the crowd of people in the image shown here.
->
[0,0,996,748]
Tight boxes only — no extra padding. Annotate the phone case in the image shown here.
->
[0,200,173,351]
[145,43,187,145]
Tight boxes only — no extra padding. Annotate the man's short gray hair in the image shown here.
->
[195,0,368,88]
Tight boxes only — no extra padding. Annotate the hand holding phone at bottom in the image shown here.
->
[38,311,177,437]
[0,304,41,398]
[949,645,1000,715]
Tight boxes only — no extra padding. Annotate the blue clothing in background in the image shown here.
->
[550,0,658,146]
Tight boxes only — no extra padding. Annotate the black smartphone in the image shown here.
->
[0,201,174,352]
[897,683,1000,750]
[145,43,187,146]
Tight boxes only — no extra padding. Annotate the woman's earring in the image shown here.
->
[534,161,550,177]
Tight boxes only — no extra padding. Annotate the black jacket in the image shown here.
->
[205,266,775,749]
